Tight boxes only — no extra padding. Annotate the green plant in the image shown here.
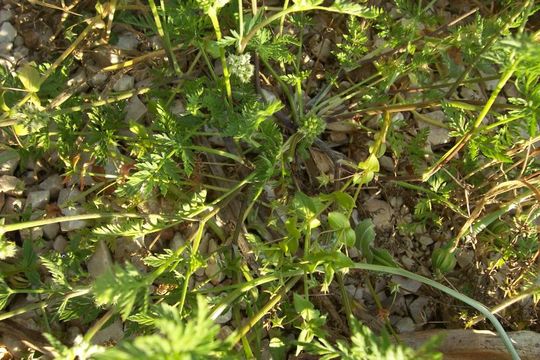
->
[1,1,539,359]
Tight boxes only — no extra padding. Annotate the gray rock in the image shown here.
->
[53,235,68,252]
[112,75,134,92]
[418,235,434,246]
[0,9,13,23]
[58,187,83,206]
[311,36,332,62]
[43,223,60,240]
[0,150,20,175]
[456,249,474,269]
[26,190,50,210]
[0,41,12,54]
[365,199,393,230]
[0,192,4,211]
[20,226,43,240]
[124,95,147,122]
[12,46,28,61]
[171,232,185,251]
[116,32,139,51]
[0,22,16,44]
[401,255,415,269]
[60,207,88,232]
[409,296,432,324]
[215,307,232,324]
[39,174,63,200]
[395,317,415,333]
[0,175,24,195]
[418,111,450,146]
[87,240,113,278]
[391,275,422,293]
[13,35,22,47]
[170,99,185,116]
[379,156,394,172]
[3,197,24,213]
[90,71,108,87]
[260,88,278,103]
[92,319,124,345]
[345,284,363,301]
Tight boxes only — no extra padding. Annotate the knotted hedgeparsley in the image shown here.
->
[227,53,254,83]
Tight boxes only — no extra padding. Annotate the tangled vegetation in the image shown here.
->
[0,0,539,359]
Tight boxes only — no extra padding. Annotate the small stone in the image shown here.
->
[395,317,415,333]
[0,175,24,195]
[0,192,4,211]
[401,255,415,269]
[87,240,113,278]
[0,22,16,44]
[171,232,185,251]
[0,41,12,54]
[3,197,24,213]
[124,95,147,122]
[418,235,434,246]
[365,199,393,230]
[170,99,185,116]
[12,46,28,61]
[90,71,108,87]
[20,226,43,240]
[43,223,60,240]
[311,36,332,62]
[0,9,13,23]
[379,156,394,172]
[260,88,278,103]
[39,174,63,200]
[460,86,481,100]
[114,236,144,262]
[112,75,134,92]
[13,35,22,47]
[26,190,50,210]
[60,207,88,232]
[345,285,363,301]
[116,32,139,51]
[417,111,450,146]
[92,319,124,345]
[58,187,83,206]
[53,235,68,252]
[215,307,232,324]
[456,249,474,269]
[409,296,431,324]
[0,150,20,175]
[391,275,422,293]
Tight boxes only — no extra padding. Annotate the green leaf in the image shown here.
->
[17,63,42,93]
[333,191,355,211]
[371,248,398,267]
[341,228,356,247]
[0,279,13,310]
[355,219,375,255]
[328,212,349,230]
[93,263,148,320]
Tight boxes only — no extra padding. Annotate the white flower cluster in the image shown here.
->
[226,53,254,83]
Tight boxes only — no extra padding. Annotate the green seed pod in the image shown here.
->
[432,246,456,274]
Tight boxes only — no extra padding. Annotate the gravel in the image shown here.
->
[112,75,134,92]
[26,190,50,210]
[87,240,113,278]
[0,175,24,195]
[0,22,16,44]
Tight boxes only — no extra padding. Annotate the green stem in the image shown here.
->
[422,59,520,181]
[227,276,300,346]
[0,213,153,235]
[208,9,233,103]
[148,0,181,75]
